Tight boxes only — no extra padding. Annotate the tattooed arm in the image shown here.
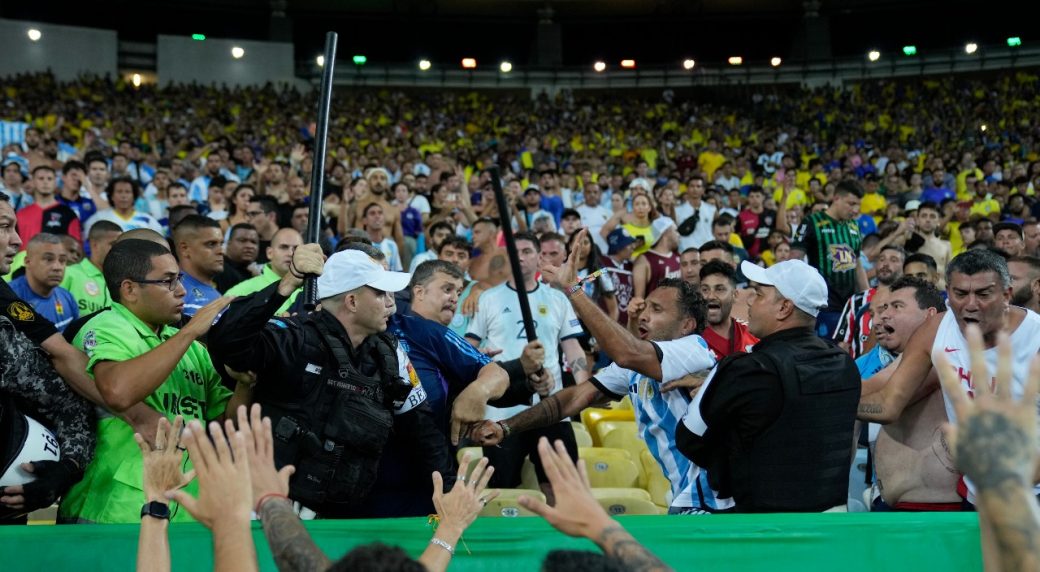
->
[259,499,332,572]
[470,382,612,446]
[562,338,591,384]
[858,314,940,423]
[595,525,673,572]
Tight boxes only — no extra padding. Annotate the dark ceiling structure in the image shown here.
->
[3,0,1029,67]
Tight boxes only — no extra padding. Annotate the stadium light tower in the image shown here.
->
[682,59,695,70]
[770,57,782,67]
[231,46,245,59]
[620,59,636,68]
[316,55,325,67]
[1008,37,1022,47]
[419,59,432,71]
[902,45,917,56]
[462,58,477,69]
[27,29,42,41]
[965,42,978,55]
[728,56,743,65]
[500,61,513,73]
[593,61,606,72]
[868,50,881,62]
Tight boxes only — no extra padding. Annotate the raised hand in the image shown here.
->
[137,416,194,503]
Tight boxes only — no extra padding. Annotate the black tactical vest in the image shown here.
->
[257,315,412,510]
[727,332,860,512]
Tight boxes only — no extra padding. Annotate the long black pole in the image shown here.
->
[303,31,338,310]
[489,166,537,341]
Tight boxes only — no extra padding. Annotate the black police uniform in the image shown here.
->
[208,281,453,517]
[676,326,860,513]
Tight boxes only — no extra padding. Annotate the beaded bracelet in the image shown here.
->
[430,538,455,555]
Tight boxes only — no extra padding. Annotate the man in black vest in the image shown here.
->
[208,245,453,518]
[675,259,860,512]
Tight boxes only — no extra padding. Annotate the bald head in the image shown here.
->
[116,228,169,248]
[269,228,303,276]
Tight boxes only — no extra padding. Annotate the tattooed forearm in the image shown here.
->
[596,524,673,572]
[570,357,589,375]
[858,402,883,417]
[505,394,565,433]
[259,499,332,572]
[977,487,1040,572]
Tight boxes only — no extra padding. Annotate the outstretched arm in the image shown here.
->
[469,382,611,446]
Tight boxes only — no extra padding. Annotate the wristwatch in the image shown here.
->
[141,501,171,520]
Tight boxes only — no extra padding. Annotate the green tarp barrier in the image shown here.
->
[0,513,982,571]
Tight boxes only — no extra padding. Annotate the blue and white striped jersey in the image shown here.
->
[592,335,734,511]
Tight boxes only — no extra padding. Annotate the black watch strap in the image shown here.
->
[141,500,171,520]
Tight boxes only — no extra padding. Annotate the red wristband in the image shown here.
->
[255,492,290,514]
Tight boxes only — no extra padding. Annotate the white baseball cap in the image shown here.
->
[650,216,677,246]
[740,259,828,317]
[317,249,411,299]
[629,177,653,192]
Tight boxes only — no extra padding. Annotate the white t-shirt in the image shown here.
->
[675,201,717,251]
[394,342,428,415]
[577,203,613,253]
[932,308,1040,503]
[466,282,583,421]
[593,335,732,510]
[408,250,437,273]
[409,195,431,215]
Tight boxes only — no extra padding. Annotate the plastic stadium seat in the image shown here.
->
[640,449,671,507]
[598,421,644,454]
[580,447,640,488]
[612,396,634,410]
[456,446,484,476]
[570,422,593,447]
[480,489,545,517]
[592,488,663,516]
[580,408,635,446]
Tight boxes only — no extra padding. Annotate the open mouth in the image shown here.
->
[637,325,649,339]
[707,302,721,310]
[882,324,895,334]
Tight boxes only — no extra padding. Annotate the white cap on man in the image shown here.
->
[650,216,677,247]
[316,249,411,299]
[740,259,827,317]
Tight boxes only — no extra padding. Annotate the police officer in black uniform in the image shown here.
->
[208,244,455,517]
[676,259,860,513]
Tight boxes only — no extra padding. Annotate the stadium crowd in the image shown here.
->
[1,68,1040,570]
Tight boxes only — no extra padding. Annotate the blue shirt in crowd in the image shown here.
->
[9,276,80,332]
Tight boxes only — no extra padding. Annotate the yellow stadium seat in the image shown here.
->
[612,396,634,410]
[571,422,593,448]
[640,449,671,508]
[580,447,640,488]
[480,489,545,517]
[456,446,484,477]
[520,459,540,491]
[592,488,664,516]
[598,421,643,453]
[580,408,635,446]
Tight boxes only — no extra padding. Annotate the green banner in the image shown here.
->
[0,513,981,571]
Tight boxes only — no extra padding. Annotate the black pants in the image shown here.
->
[483,422,578,488]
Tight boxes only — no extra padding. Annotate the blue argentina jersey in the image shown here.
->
[9,277,80,332]
[590,335,734,511]
[180,272,221,318]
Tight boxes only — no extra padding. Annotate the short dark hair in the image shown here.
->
[328,543,424,572]
[746,185,766,197]
[699,259,737,286]
[513,230,541,251]
[946,249,1011,288]
[713,214,735,229]
[106,176,140,201]
[889,275,944,311]
[427,220,456,238]
[172,214,220,237]
[249,195,278,214]
[228,223,258,240]
[31,165,55,177]
[103,239,172,302]
[834,180,864,199]
[473,216,500,229]
[904,252,938,273]
[916,201,941,215]
[62,160,86,175]
[88,220,123,241]
[698,240,734,255]
[540,232,566,248]
[655,277,707,334]
[409,259,465,290]
[436,235,472,256]
[879,244,906,259]
[168,205,199,229]
[1008,255,1040,275]
[362,202,384,219]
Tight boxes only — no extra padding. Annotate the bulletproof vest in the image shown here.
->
[258,314,412,509]
[727,332,860,512]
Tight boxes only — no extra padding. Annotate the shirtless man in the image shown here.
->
[858,249,1040,509]
[345,167,404,246]
[861,276,958,510]
[460,217,510,315]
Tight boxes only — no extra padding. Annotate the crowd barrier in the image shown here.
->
[0,512,981,571]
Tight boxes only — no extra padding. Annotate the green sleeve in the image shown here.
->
[81,315,140,376]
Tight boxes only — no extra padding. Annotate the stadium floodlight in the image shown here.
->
[353,55,367,65]
[593,61,606,72]
[27,29,41,42]
[191,34,206,41]
[981,124,988,132]
[1008,37,1022,47]
[965,42,978,55]
[682,59,695,70]
[418,59,432,71]
[499,61,513,73]
[902,45,917,56]
[461,58,477,69]
[620,59,636,68]
[316,55,325,67]
[728,56,743,65]
[231,46,245,59]
[770,57,782,67]
[868,50,881,62]
[132,74,142,87]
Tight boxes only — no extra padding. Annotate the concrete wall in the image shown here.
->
[157,35,300,87]
[0,18,117,80]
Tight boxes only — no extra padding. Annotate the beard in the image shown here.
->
[1012,283,1035,306]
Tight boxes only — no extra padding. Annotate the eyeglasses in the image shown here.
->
[130,273,184,292]
[245,210,265,218]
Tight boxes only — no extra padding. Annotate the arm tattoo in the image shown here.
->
[489,254,506,272]
[597,524,673,572]
[260,500,332,572]
[570,357,589,374]
[506,394,564,433]
[858,403,883,415]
